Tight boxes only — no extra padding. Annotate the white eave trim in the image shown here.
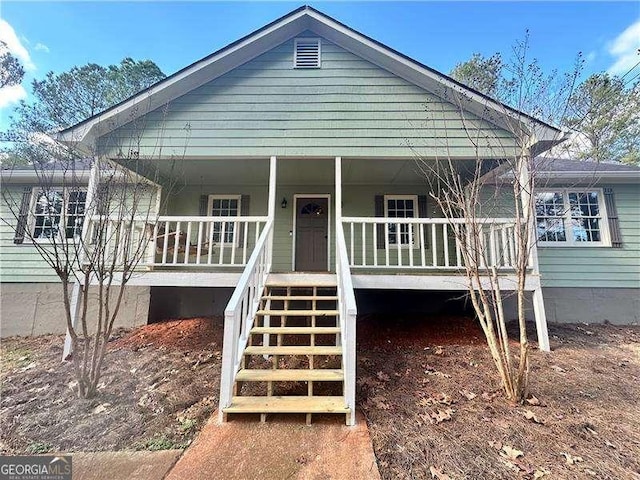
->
[0,170,92,183]
[534,171,640,183]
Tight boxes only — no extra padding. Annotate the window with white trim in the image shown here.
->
[535,189,609,246]
[207,195,241,244]
[384,195,417,245]
[31,187,87,241]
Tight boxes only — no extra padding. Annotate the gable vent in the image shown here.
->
[294,38,321,68]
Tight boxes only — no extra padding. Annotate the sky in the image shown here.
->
[1,1,639,131]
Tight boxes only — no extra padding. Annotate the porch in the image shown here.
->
[84,155,548,426]
[104,156,531,278]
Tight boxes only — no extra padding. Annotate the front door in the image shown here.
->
[295,197,329,271]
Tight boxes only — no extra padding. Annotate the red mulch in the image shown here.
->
[357,314,485,351]
[110,317,223,352]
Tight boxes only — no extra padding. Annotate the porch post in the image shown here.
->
[267,156,277,220]
[335,156,342,228]
[262,156,277,350]
[518,151,550,352]
[62,156,100,360]
[148,185,163,266]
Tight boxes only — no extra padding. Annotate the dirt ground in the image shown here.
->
[0,317,223,454]
[357,315,640,480]
[2,315,639,480]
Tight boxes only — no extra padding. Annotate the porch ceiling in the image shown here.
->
[118,157,484,187]
[343,159,424,185]
[119,158,271,186]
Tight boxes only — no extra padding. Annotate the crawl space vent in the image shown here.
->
[294,38,321,68]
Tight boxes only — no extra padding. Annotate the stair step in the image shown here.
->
[266,273,337,287]
[244,346,342,356]
[262,295,338,301]
[224,396,349,414]
[236,369,344,382]
[251,326,341,335]
[257,309,339,317]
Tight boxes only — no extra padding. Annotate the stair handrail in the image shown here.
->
[336,221,357,426]
[218,217,274,421]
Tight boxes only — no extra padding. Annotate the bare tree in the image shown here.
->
[415,41,581,402]
[1,109,189,399]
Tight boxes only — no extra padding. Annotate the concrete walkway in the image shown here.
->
[166,412,381,480]
[70,450,182,480]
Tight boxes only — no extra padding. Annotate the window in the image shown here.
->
[31,188,87,241]
[207,195,241,244]
[384,195,417,245]
[294,38,321,68]
[535,189,609,246]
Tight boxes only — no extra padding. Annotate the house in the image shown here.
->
[1,6,638,425]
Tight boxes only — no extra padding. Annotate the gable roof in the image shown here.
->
[58,5,564,153]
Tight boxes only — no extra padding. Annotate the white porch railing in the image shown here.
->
[151,215,268,267]
[218,218,274,420]
[336,221,357,426]
[84,215,154,267]
[341,217,532,270]
[85,215,269,268]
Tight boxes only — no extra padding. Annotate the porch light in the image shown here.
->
[281,197,288,209]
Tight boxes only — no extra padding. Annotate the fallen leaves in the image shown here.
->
[525,395,541,406]
[429,466,452,479]
[430,408,455,423]
[561,452,583,465]
[416,394,456,424]
[424,366,451,378]
[500,445,524,461]
[417,393,457,407]
[523,410,545,425]
[376,371,391,382]
[459,389,476,400]
[481,391,500,401]
[371,395,391,410]
[533,467,550,478]
[92,402,111,414]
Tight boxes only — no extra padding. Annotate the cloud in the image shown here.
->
[34,42,49,53]
[607,18,640,76]
[0,83,27,109]
[0,19,35,71]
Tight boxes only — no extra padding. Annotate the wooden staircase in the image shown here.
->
[222,275,350,424]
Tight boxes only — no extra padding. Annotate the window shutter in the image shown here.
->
[374,195,384,247]
[239,195,250,245]
[417,195,428,218]
[199,195,208,216]
[294,38,321,68]
[603,187,622,248]
[13,186,32,244]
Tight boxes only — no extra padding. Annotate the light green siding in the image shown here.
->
[538,183,640,288]
[0,185,61,283]
[0,183,158,283]
[100,34,518,159]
